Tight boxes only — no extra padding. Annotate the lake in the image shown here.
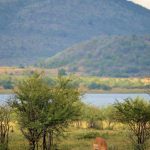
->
[83,93,150,106]
[0,93,150,106]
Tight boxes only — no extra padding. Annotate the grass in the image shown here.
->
[8,124,134,150]
[49,128,133,150]
[6,121,150,150]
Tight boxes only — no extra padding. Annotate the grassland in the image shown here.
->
[0,67,149,149]
[8,123,132,150]
[8,124,150,150]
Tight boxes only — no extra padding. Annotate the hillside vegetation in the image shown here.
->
[0,0,150,65]
[41,35,150,77]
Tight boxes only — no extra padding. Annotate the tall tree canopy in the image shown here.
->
[114,97,150,150]
[12,73,81,150]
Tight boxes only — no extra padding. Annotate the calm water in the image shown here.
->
[0,93,150,106]
[83,93,150,106]
[0,94,13,104]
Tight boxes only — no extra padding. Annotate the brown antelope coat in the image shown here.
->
[93,137,107,150]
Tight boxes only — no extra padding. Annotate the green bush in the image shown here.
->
[77,131,101,139]
[0,144,8,150]
[1,80,13,89]
[77,131,109,140]
[88,82,112,90]
[93,121,103,130]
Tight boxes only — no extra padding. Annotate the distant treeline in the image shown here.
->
[0,74,149,91]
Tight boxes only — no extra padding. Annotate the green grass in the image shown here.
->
[8,126,135,150]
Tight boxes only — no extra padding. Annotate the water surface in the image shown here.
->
[83,93,150,106]
[0,93,149,106]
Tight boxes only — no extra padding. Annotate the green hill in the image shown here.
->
[1,0,150,66]
[41,35,150,77]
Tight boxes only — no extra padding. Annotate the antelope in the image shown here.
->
[93,137,107,150]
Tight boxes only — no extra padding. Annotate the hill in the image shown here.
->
[41,35,150,77]
[0,0,150,66]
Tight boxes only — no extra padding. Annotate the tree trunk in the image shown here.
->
[43,129,47,150]
[29,140,36,150]
[47,131,53,150]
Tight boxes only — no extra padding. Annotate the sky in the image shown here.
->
[130,0,150,9]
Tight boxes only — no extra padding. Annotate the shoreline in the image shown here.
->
[85,88,147,94]
[0,88,147,94]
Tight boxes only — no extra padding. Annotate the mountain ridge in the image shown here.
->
[0,0,150,66]
[41,35,150,77]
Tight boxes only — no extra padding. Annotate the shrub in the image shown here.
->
[2,80,13,89]
[77,131,101,139]
[88,82,112,90]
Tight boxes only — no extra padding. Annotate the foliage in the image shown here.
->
[42,76,81,149]
[11,73,81,150]
[2,80,14,89]
[44,77,56,87]
[1,0,150,66]
[76,131,110,140]
[81,104,103,129]
[80,76,150,90]
[0,70,149,92]
[58,68,67,76]
[101,105,116,130]
[12,73,51,150]
[77,131,101,139]
[88,82,112,91]
[0,76,14,89]
[0,105,12,150]
[43,35,150,77]
[114,97,150,150]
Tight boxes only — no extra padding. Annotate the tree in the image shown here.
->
[12,73,51,150]
[11,73,81,150]
[101,105,116,130]
[0,105,12,150]
[42,76,81,149]
[114,97,150,150]
[58,68,67,76]
[81,104,102,129]
[2,80,13,89]
[88,82,111,91]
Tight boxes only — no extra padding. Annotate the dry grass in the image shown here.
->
[7,124,134,150]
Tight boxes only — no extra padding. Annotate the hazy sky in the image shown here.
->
[130,0,150,9]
